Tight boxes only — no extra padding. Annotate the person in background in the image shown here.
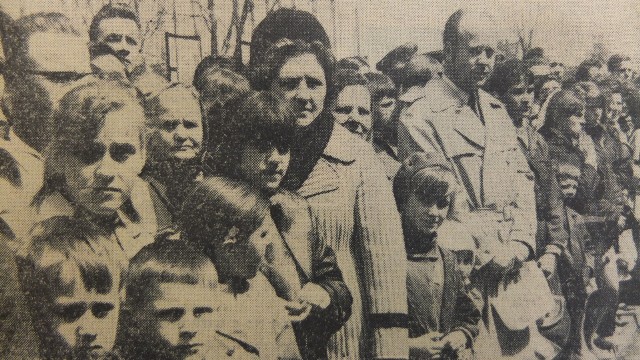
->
[16,216,126,360]
[120,239,257,359]
[1,13,93,237]
[179,177,303,359]
[192,56,250,120]
[574,59,605,84]
[250,8,408,359]
[554,163,592,358]
[34,80,156,259]
[210,90,352,359]
[142,83,204,229]
[394,152,481,359]
[329,68,373,141]
[336,56,370,74]
[485,58,570,283]
[89,2,167,96]
[549,61,566,83]
[365,71,401,179]
[608,54,634,83]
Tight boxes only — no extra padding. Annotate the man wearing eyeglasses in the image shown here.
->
[1,12,93,238]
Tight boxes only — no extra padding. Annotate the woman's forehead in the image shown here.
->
[278,53,325,79]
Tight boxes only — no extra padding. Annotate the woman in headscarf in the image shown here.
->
[248,8,408,360]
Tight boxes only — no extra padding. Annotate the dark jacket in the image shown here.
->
[406,245,481,343]
[543,129,600,214]
[270,190,352,360]
[0,232,40,359]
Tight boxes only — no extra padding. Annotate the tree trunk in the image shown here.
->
[209,0,218,56]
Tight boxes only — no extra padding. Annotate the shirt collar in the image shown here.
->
[322,125,357,164]
[407,245,441,262]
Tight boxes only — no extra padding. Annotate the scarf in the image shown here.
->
[281,111,334,191]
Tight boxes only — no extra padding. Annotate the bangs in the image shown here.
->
[412,168,456,204]
[40,258,114,298]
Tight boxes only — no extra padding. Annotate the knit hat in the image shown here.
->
[250,8,330,69]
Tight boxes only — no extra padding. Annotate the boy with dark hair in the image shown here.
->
[16,216,125,360]
[89,2,141,73]
[121,238,258,359]
[393,152,480,359]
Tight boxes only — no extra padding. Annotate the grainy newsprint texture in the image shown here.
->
[1,1,640,359]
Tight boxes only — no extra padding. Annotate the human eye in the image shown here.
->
[91,302,115,319]
[110,143,137,163]
[306,77,324,89]
[161,120,180,131]
[334,106,351,115]
[184,120,199,129]
[358,107,371,116]
[104,34,122,43]
[436,196,451,209]
[56,303,87,323]
[75,142,106,165]
[379,100,395,108]
[485,48,495,58]
[156,308,185,322]
[278,78,299,91]
[193,307,214,318]
[125,36,138,46]
[469,46,483,57]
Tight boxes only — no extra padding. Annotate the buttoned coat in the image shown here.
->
[398,77,537,253]
[296,125,408,360]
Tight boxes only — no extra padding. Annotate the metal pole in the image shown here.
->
[208,0,218,56]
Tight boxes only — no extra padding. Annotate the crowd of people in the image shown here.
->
[1,3,640,359]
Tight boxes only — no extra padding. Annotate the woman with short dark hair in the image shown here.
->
[249,8,408,360]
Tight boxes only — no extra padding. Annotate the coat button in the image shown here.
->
[227,348,235,356]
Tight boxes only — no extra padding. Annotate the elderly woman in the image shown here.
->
[249,8,408,360]
[32,80,156,259]
[328,69,373,141]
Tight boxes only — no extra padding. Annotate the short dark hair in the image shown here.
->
[17,216,125,303]
[89,3,140,42]
[209,91,296,176]
[192,55,242,91]
[575,59,602,82]
[608,54,631,73]
[179,176,270,268]
[249,38,335,92]
[5,12,81,70]
[328,68,369,105]
[364,72,397,102]
[126,239,218,307]
[485,59,532,97]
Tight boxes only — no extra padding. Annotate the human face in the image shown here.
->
[446,23,498,92]
[331,85,372,140]
[270,53,326,127]
[133,283,217,360]
[373,95,397,134]
[605,93,624,124]
[566,109,586,139]
[42,277,120,359]
[94,17,142,67]
[237,142,290,193]
[550,62,565,80]
[616,60,634,80]
[217,216,282,279]
[62,105,145,217]
[7,32,92,151]
[403,190,451,237]
[146,93,203,162]
[538,79,561,103]
[503,80,535,123]
[559,178,578,200]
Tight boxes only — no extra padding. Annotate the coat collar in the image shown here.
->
[321,125,357,164]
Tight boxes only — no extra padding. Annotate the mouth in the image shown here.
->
[92,187,122,193]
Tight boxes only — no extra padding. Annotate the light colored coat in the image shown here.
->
[297,125,408,359]
[398,77,537,253]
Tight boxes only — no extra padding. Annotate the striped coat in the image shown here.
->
[296,125,408,359]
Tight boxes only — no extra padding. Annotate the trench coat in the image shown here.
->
[296,125,408,360]
[398,77,537,255]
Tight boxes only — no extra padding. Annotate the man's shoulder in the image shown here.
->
[401,77,461,111]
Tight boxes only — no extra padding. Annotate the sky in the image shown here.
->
[2,0,640,68]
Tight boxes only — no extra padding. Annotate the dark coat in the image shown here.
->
[0,232,40,359]
[270,190,352,360]
[406,245,481,342]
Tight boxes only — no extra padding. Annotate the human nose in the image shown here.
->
[179,315,197,339]
[294,81,313,102]
[76,324,98,345]
[174,124,188,142]
[95,154,118,179]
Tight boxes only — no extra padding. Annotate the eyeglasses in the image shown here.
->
[24,70,92,83]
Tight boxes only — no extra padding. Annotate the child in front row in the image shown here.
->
[16,216,126,360]
[393,152,481,359]
[119,238,261,359]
